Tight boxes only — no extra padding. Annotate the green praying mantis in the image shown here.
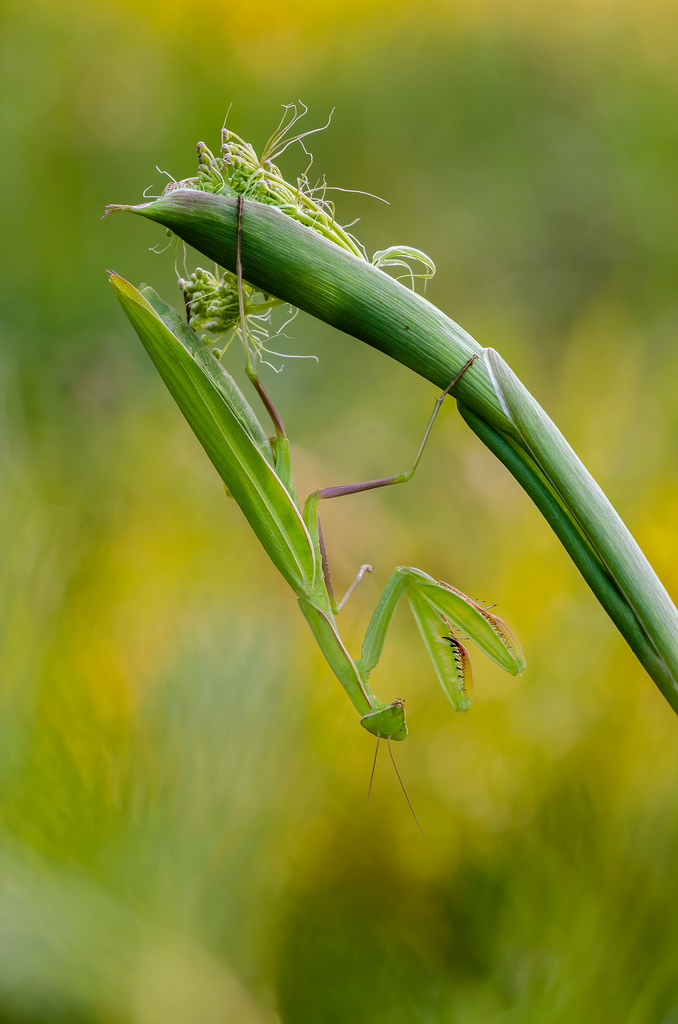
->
[109,197,525,744]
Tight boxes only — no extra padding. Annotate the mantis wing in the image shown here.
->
[110,274,316,595]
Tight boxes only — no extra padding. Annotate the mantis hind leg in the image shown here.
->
[304,355,479,613]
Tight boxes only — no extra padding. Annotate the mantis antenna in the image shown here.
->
[367,735,425,834]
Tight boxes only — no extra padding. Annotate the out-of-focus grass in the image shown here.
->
[2,1,678,1020]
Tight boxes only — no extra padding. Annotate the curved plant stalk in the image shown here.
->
[107,190,678,712]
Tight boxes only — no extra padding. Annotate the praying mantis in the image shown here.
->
[109,197,524,742]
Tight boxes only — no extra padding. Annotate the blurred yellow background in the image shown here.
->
[2,0,678,1020]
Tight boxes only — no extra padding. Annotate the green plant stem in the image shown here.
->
[107,190,678,711]
[108,191,513,435]
[458,404,675,697]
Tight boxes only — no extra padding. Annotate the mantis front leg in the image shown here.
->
[300,559,524,741]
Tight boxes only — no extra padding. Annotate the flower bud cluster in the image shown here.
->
[178,267,240,334]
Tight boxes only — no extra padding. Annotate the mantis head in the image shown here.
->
[360,699,407,741]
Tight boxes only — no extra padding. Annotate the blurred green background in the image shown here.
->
[2,0,678,1020]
